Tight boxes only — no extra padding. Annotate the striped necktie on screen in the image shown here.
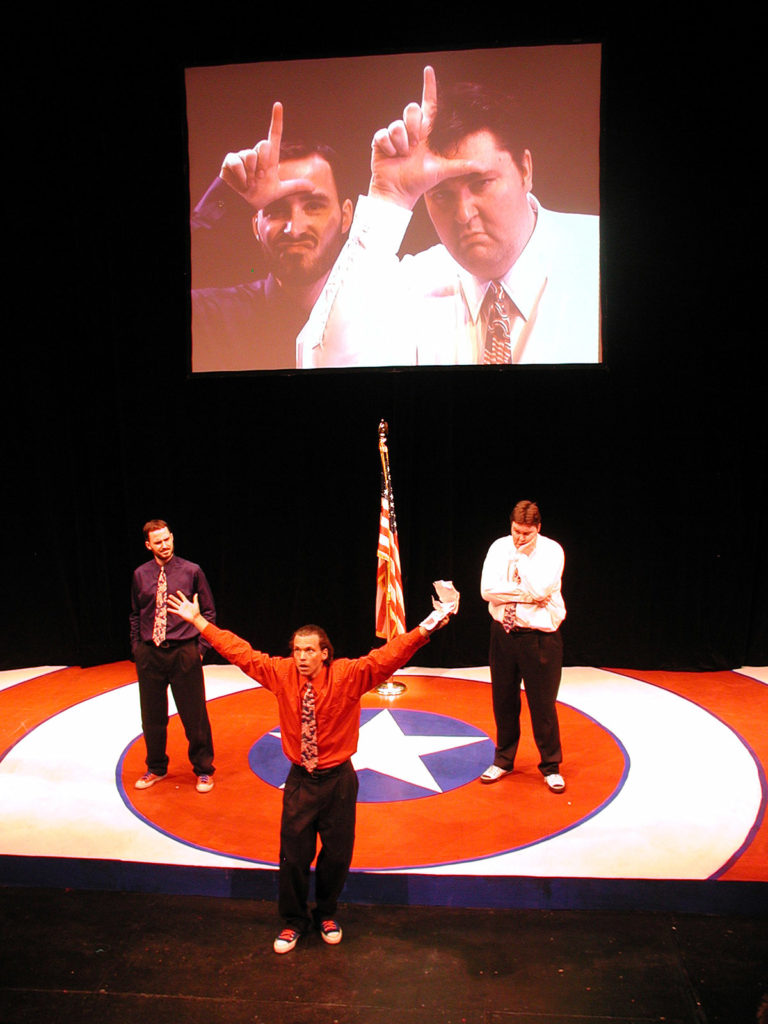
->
[483,281,513,364]
[152,566,168,646]
[300,681,319,772]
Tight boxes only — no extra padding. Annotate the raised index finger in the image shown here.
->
[265,101,284,159]
[421,66,437,131]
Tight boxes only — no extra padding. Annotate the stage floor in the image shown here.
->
[1,662,767,914]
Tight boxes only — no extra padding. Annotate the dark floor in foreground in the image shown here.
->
[1,887,766,1024]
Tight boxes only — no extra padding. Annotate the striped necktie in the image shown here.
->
[152,566,167,646]
[483,281,513,364]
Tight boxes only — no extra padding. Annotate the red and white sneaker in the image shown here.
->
[273,928,301,954]
[319,919,342,945]
[134,772,164,790]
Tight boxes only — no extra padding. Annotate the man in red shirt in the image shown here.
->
[168,588,456,954]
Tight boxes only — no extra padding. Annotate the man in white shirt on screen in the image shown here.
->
[297,66,599,368]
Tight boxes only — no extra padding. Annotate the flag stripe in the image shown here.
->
[376,472,406,639]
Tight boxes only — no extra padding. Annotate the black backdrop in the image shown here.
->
[3,11,765,673]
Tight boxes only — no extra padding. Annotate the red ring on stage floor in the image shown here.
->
[120,674,626,870]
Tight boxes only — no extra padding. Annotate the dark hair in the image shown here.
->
[279,140,352,205]
[428,81,529,172]
[511,501,541,527]
[290,624,334,663]
[142,519,169,540]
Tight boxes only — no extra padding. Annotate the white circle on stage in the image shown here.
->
[0,665,763,879]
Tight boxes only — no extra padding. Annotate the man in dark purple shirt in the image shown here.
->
[190,102,354,372]
[129,519,217,793]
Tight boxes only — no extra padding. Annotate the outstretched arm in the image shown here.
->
[169,592,282,691]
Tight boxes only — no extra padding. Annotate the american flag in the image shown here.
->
[376,452,406,640]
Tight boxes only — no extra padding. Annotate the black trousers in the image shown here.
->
[488,622,563,776]
[134,640,215,777]
[278,760,358,932]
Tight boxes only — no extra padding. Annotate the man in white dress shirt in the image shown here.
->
[298,66,599,368]
[480,500,567,793]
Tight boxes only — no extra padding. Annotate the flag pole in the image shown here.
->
[376,419,407,697]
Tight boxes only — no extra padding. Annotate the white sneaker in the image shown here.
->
[480,764,511,784]
[545,773,566,793]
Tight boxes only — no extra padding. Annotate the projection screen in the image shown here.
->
[186,43,601,374]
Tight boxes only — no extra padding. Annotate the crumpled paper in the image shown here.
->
[420,580,461,632]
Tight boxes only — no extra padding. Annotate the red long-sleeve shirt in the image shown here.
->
[201,623,429,769]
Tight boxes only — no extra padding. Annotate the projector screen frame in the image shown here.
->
[184,40,603,377]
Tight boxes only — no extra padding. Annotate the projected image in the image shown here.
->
[186,44,601,373]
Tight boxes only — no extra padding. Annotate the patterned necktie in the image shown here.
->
[152,566,167,646]
[483,281,513,364]
[300,681,319,771]
[502,604,517,633]
[503,559,521,633]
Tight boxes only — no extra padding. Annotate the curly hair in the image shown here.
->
[290,624,334,663]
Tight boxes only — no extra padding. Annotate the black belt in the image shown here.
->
[145,638,196,649]
[494,622,538,634]
[293,760,350,780]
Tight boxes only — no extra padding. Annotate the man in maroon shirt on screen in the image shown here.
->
[191,102,354,372]
[167,585,457,954]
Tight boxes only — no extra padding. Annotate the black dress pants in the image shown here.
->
[278,760,358,931]
[488,622,563,776]
[134,640,215,777]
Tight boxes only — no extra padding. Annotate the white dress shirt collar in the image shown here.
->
[458,193,547,324]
